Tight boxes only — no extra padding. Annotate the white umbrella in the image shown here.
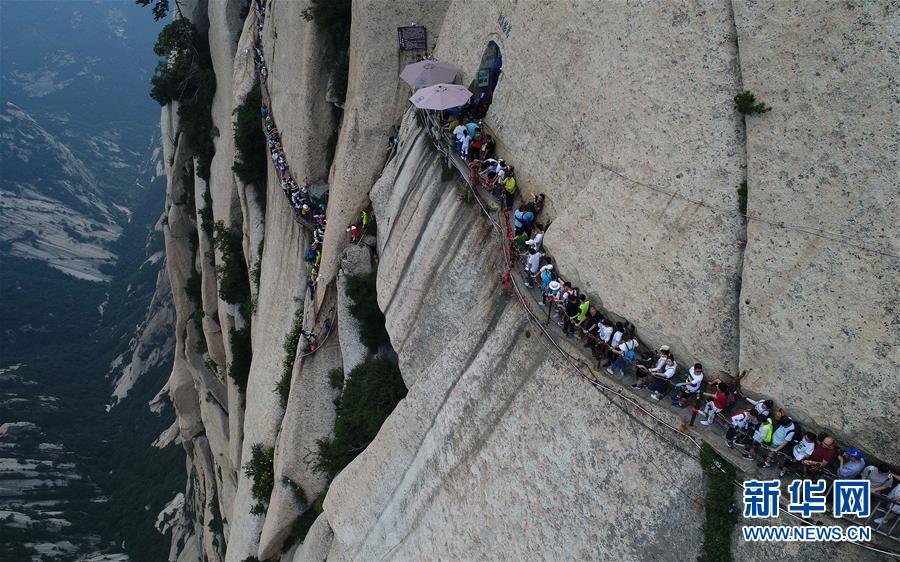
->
[400,60,459,89]
[409,83,473,110]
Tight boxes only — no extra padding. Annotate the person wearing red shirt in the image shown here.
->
[802,436,837,477]
[694,382,729,426]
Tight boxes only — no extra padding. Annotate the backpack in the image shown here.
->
[788,420,803,444]
[623,340,637,362]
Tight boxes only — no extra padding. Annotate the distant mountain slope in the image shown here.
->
[0,103,121,281]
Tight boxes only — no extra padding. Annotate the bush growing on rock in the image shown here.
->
[148,18,217,180]
[345,271,390,352]
[733,91,771,115]
[211,222,250,306]
[314,357,407,479]
[228,325,252,395]
[243,444,275,516]
[232,81,268,189]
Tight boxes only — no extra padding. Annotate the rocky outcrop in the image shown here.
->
[733,0,900,462]
[156,0,897,560]
[315,0,450,295]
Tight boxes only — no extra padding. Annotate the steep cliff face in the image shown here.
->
[156,0,897,560]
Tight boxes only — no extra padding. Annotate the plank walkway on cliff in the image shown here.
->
[419,107,900,553]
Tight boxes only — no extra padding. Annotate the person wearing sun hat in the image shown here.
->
[544,279,561,306]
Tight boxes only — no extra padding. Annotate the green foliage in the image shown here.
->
[148,19,217,180]
[737,180,748,216]
[301,0,351,40]
[441,163,456,182]
[325,127,339,170]
[251,238,264,288]
[698,443,738,562]
[345,271,390,353]
[243,444,275,516]
[228,325,252,395]
[314,357,407,479]
[232,81,268,188]
[177,164,196,215]
[135,0,171,21]
[198,185,214,237]
[329,368,344,390]
[301,0,351,105]
[276,307,305,409]
[212,221,250,305]
[733,91,771,115]
[329,56,349,105]
[283,477,308,506]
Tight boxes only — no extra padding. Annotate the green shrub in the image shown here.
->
[251,238,264,289]
[135,0,171,20]
[243,444,275,516]
[698,443,738,562]
[314,357,406,479]
[301,0,351,41]
[147,19,217,181]
[737,180,748,216]
[302,0,351,105]
[233,81,267,188]
[329,368,344,390]
[212,221,250,305]
[198,186,214,237]
[441,163,456,182]
[325,127,339,170]
[228,325,252,395]
[345,272,390,353]
[733,91,771,115]
[275,308,305,409]
[177,164,196,216]
[283,477,308,507]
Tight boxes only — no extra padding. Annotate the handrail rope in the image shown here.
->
[422,114,900,553]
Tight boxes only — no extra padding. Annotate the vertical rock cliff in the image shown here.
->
[154,0,898,560]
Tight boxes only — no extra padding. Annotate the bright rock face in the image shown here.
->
[156,0,897,560]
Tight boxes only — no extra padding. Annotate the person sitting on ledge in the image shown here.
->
[670,363,704,407]
[745,396,774,419]
[693,382,729,426]
[633,346,670,389]
[778,431,816,477]
[647,354,677,400]
[757,416,797,468]
[836,448,865,478]
[742,415,774,460]
[725,409,757,448]
[862,463,897,495]
[800,435,836,477]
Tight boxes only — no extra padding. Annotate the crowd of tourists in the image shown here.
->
[429,105,900,527]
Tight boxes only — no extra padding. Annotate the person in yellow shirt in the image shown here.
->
[503,167,517,208]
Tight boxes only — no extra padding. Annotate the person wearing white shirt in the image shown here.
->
[778,432,817,477]
[633,348,670,389]
[452,124,466,153]
[459,131,470,159]
[670,363,706,407]
[648,356,678,400]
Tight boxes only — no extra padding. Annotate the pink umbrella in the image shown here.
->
[400,60,459,89]
[409,83,473,110]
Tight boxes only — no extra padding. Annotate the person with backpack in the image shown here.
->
[606,330,638,378]
[632,347,671,389]
[513,205,535,236]
[757,416,797,468]
[725,410,758,448]
[693,382,729,426]
[742,416,774,460]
